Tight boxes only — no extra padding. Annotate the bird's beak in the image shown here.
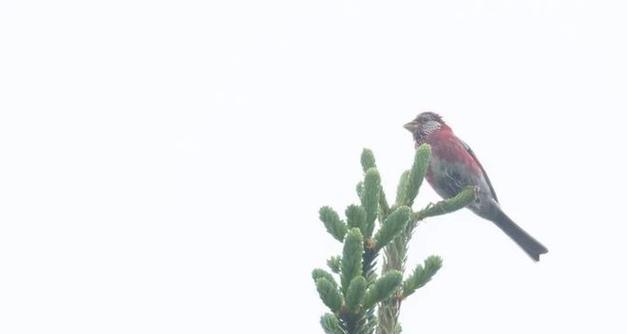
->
[403,120,419,133]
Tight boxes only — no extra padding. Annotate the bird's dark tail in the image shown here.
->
[488,207,548,261]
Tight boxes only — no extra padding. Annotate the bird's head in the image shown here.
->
[403,112,446,141]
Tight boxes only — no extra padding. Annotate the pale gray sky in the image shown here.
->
[1,1,626,333]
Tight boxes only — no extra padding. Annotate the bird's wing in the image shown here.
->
[461,140,499,203]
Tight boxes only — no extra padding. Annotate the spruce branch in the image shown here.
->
[405,144,431,207]
[346,205,367,236]
[360,148,377,172]
[363,271,403,309]
[321,313,347,334]
[341,228,364,294]
[376,145,435,334]
[376,185,475,334]
[316,277,344,313]
[314,146,477,334]
[361,149,391,216]
[327,256,342,274]
[340,228,377,334]
[402,255,442,299]
[360,168,381,238]
[313,268,339,288]
[354,166,385,334]
[411,186,476,227]
[373,207,411,251]
[356,182,364,198]
[394,170,410,207]
[320,206,348,242]
[345,276,368,313]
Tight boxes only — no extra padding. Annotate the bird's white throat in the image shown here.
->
[421,120,441,136]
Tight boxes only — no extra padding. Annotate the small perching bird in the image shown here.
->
[404,112,548,261]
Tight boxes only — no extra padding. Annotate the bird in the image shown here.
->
[403,112,548,261]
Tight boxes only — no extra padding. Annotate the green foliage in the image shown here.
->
[327,256,341,274]
[361,149,391,216]
[356,182,364,198]
[360,148,377,172]
[317,277,344,312]
[320,206,348,242]
[313,268,338,288]
[363,271,403,309]
[405,144,431,207]
[402,255,443,298]
[373,207,411,251]
[345,276,368,312]
[313,146,476,334]
[346,205,367,235]
[360,168,380,238]
[341,228,364,293]
[413,186,476,222]
[321,313,346,334]
[394,170,410,207]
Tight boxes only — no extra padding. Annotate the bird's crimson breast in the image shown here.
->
[428,130,482,173]
[424,129,484,199]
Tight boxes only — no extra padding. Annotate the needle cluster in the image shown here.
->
[313,145,476,334]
